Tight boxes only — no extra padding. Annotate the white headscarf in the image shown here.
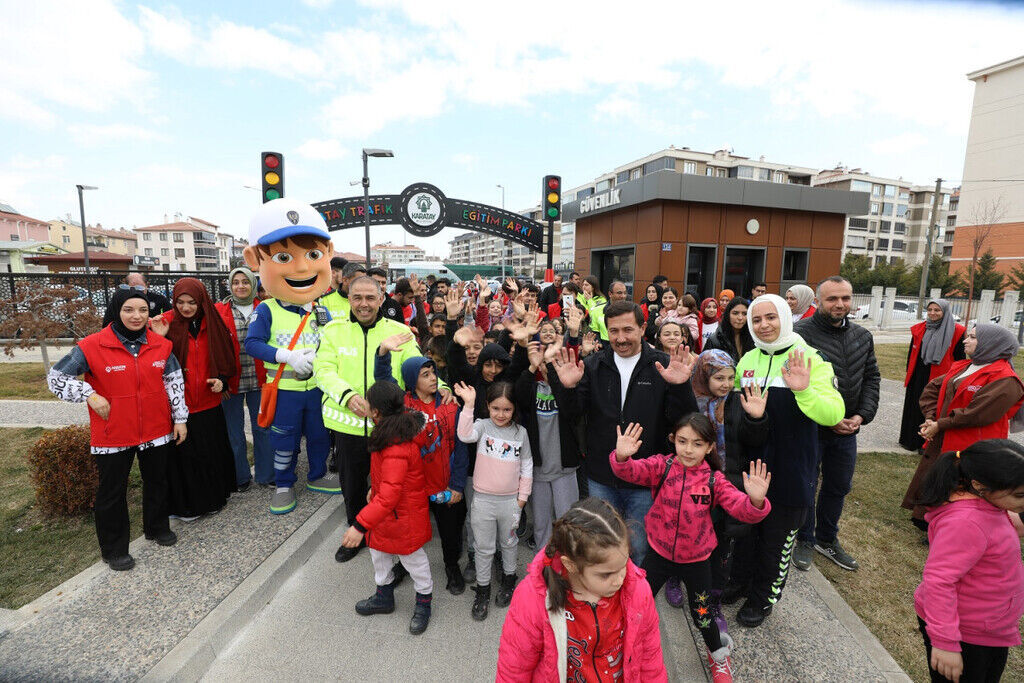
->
[786,284,815,317]
[748,294,803,354]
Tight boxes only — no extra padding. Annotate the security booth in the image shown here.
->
[561,170,868,300]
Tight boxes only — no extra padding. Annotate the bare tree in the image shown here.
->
[0,284,101,371]
[963,196,1006,322]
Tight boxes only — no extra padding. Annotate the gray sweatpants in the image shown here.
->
[531,471,580,551]
[471,492,520,587]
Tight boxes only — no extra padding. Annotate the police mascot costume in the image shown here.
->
[243,198,340,514]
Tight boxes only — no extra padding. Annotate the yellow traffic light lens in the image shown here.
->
[265,172,280,185]
[547,192,559,204]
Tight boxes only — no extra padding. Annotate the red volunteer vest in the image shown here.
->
[933,358,1024,452]
[78,325,174,449]
[905,322,966,387]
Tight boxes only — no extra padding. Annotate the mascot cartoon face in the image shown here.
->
[243,198,335,306]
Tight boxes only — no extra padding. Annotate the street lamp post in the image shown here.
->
[496,184,506,278]
[76,184,98,273]
[362,148,394,269]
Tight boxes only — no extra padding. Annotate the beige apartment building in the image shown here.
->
[951,54,1024,280]
[370,242,426,266]
[134,215,231,271]
[48,219,137,257]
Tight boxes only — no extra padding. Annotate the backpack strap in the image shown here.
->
[708,470,716,507]
[654,456,675,501]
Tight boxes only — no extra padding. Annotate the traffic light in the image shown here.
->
[542,175,561,221]
[261,152,284,203]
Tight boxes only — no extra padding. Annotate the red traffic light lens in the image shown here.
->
[264,155,280,169]
[547,178,559,190]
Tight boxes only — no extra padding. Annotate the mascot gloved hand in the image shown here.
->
[242,198,341,515]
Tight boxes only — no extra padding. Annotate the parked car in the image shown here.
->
[967,310,1023,328]
[852,300,961,322]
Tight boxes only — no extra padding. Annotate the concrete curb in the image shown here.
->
[805,566,911,682]
[656,594,709,682]
[140,495,346,682]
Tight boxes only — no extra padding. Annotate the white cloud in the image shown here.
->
[869,132,929,156]
[68,123,166,146]
[451,153,477,170]
[0,0,151,126]
[296,138,348,160]
[138,6,196,61]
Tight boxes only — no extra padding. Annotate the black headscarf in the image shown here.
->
[102,288,150,341]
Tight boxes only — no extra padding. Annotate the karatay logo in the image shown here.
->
[287,210,300,225]
[105,365,127,373]
[408,193,441,227]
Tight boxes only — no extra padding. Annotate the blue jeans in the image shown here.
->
[587,479,652,565]
[223,389,272,486]
[269,389,330,489]
[799,429,857,545]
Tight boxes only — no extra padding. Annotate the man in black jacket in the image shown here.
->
[552,301,697,563]
[792,276,880,572]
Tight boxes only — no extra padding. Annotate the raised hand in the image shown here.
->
[780,348,812,392]
[511,291,527,320]
[615,423,644,461]
[505,277,519,294]
[378,331,414,355]
[527,340,545,371]
[739,383,767,419]
[552,346,585,389]
[566,305,583,337]
[741,459,771,508]
[581,331,597,357]
[453,381,476,404]
[452,324,476,348]
[543,337,563,363]
[444,288,463,320]
[149,316,169,337]
[654,344,696,385]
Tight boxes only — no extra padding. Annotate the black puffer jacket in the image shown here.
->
[794,311,880,424]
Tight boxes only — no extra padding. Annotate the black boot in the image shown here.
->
[355,582,396,616]
[446,564,466,595]
[463,552,476,584]
[495,572,517,607]
[335,539,366,563]
[409,592,432,635]
[736,599,772,628]
[471,584,490,621]
[721,581,748,605]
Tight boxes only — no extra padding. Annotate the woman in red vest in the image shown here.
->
[152,278,239,519]
[902,323,1024,529]
[47,287,188,571]
[899,299,966,452]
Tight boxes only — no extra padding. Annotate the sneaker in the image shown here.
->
[706,632,735,682]
[793,541,814,571]
[471,584,490,621]
[307,473,342,494]
[720,582,747,606]
[270,488,296,515]
[814,540,859,571]
[237,480,252,493]
[146,530,178,547]
[103,554,135,571]
[495,572,516,607]
[409,592,432,635]
[445,564,466,595]
[664,577,685,608]
[335,540,365,563]
[463,552,477,584]
[355,584,395,616]
[736,600,772,628]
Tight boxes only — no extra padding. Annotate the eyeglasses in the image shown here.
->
[118,285,145,292]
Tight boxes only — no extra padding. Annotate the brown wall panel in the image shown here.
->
[662,203,689,243]
[723,207,772,246]
[574,222,591,250]
[765,246,783,288]
[810,214,845,250]
[687,203,722,243]
[634,242,660,299]
[659,244,687,285]
[785,213,813,246]
[768,211,786,247]
[612,208,640,245]
[591,214,613,248]
[808,248,842,284]
[635,203,663,244]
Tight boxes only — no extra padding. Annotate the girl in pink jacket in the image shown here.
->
[610,413,772,683]
[496,497,667,682]
[913,439,1024,683]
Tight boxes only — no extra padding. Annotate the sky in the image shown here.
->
[2,0,1023,258]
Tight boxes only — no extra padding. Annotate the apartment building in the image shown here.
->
[951,54,1024,280]
[48,219,137,257]
[447,206,565,277]
[0,203,49,242]
[134,215,230,271]
[370,242,426,266]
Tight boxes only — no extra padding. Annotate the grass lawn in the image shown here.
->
[874,342,1024,382]
[0,363,55,400]
[0,427,143,609]
[810,451,1023,681]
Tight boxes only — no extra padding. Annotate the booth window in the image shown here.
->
[781,249,809,283]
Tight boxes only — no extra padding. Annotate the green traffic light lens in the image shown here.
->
[547,207,558,218]
[266,189,280,200]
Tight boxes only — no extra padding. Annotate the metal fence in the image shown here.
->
[0,271,232,339]
[849,291,1024,329]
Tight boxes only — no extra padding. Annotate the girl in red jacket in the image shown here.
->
[913,439,1024,683]
[339,381,434,635]
[496,497,668,682]
[610,413,772,682]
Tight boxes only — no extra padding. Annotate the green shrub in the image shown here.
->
[28,426,96,517]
